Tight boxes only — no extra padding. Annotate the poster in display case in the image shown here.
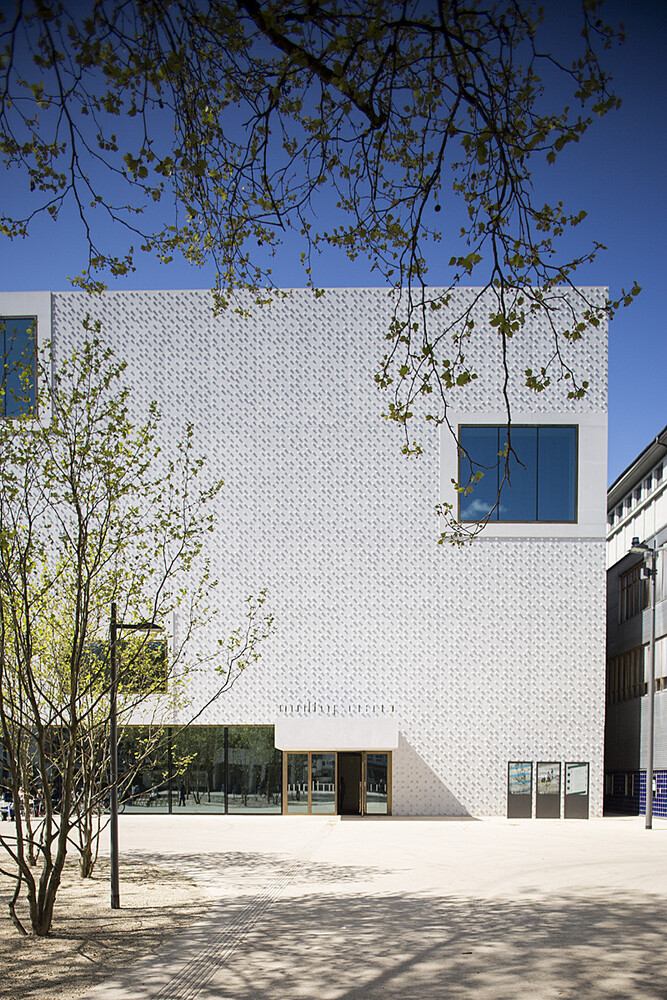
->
[536,762,561,818]
[507,761,533,818]
[564,762,589,818]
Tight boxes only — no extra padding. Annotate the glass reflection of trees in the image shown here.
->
[174,727,226,808]
[227,726,282,813]
[366,753,388,814]
[286,753,309,814]
[118,726,170,812]
[118,725,282,814]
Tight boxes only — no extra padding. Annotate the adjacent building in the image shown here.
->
[605,425,667,816]
[0,287,609,817]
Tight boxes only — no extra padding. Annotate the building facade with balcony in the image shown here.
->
[605,426,667,816]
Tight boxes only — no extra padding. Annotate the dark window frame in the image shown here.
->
[86,637,169,694]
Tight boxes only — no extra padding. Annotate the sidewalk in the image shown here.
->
[82,815,667,1000]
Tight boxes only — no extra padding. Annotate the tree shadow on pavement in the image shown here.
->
[195,888,667,1000]
[73,875,667,1000]
[0,860,210,1000]
[6,850,667,1000]
[122,849,395,891]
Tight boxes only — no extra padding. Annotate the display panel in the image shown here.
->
[565,762,589,795]
[564,762,590,819]
[537,762,560,795]
[508,761,532,795]
[507,761,533,818]
[536,762,561,818]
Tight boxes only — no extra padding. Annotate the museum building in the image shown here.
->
[0,287,608,817]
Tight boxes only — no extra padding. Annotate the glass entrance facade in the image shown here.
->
[117,729,391,816]
[285,753,309,814]
[283,751,391,815]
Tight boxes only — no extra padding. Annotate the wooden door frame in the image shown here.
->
[282,750,392,816]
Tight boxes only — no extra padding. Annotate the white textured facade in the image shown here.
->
[1,287,608,816]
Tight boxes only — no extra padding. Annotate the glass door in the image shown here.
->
[338,752,391,815]
[285,753,309,813]
[365,753,389,814]
[337,752,362,814]
[283,751,391,815]
[284,752,337,814]
[311,753,336,813]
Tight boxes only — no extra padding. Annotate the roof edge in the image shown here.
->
[608,424,667,509]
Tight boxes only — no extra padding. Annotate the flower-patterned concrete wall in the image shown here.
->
[48,287,607,816]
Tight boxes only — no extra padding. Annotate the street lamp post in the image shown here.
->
[630,537,666,829]
[109,602,163,908]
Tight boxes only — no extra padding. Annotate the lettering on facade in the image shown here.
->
[278,703,395,716]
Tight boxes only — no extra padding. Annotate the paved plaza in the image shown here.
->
[82,814,667,1000]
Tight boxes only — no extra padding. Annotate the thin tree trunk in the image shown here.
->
[8,872,27,936]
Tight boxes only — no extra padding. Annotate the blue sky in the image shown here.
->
[0,0,664,485]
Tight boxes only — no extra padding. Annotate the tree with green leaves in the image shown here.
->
[0,0,639,538]
[0,327,273,934]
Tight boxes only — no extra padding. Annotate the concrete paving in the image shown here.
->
[81,814,667,1000]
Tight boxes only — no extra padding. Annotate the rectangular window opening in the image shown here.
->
[118,725,282,814]
[1,316,37,418]
[459,424,577,523]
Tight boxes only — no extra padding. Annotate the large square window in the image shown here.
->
[1,316,36,417]
[459,424,577,523]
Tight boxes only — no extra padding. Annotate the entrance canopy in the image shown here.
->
[275,717,398,752]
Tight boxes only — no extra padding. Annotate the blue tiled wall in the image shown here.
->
[605,770,667,817]
[639,770,667,818]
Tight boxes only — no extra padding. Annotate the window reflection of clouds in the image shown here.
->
[461,496,499,519]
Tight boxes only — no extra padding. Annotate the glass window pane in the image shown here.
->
[2,317,36,417]
[173,726,226,813]
[227,726,282,813]
[118,726,170,813]
[499,427,537,521]
[365,753,388,814]
[459,426,499,521]
[286,753,309,813]
[119,638,168,694]
[460,424,578,524]
[537,426,577,521]
[311,754,336,814]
